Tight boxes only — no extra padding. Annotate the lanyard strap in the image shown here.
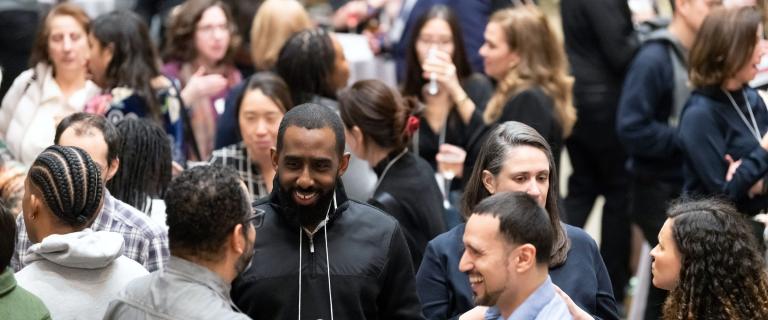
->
[723,89,762,143]
[373,148,409,193]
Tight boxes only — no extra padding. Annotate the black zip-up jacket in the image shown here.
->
[231,183,425,320]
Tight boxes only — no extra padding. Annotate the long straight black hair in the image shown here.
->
[91,11,162,121]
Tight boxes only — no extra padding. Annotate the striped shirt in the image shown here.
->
[209,142,269,200]
[12,190,169,272]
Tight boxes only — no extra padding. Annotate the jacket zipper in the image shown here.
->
[307,232,316,278]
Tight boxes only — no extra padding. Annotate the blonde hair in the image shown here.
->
[483,6,576,138]
[250,0,312,70]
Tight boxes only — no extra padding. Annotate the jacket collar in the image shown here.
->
[267,177,350,229]
[695,85,751,105]
[166,256,231,299]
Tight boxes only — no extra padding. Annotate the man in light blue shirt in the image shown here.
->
[459,192,572,320]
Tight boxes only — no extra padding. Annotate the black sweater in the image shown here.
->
[370,150,446,268]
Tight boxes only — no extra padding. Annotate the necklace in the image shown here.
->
[372,148,409,192]
[723,88,762,143]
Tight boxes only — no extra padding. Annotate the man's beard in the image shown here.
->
[474,288,502,307]
[277,182,336,228]
[235,235,255,275]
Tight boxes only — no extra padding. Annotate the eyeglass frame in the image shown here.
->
[243,207,265,229]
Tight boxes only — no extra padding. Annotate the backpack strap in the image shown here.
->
[646,29,690,126]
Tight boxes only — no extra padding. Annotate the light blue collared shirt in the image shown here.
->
[484,276,573,320]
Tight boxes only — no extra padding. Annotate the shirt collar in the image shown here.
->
[485,276,557,320]
[166,256,231,299]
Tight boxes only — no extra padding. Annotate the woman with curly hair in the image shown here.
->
[651,198,768,319]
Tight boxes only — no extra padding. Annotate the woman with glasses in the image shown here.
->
[401,6,492,223]
[162,0,243,160]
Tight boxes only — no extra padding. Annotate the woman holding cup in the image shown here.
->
[401,5,492,221]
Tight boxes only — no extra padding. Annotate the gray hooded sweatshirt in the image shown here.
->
[15,229,148,320]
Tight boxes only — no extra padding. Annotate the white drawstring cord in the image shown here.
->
[297,192,337,320]
[325,219,334,320]
[298,227,302,320]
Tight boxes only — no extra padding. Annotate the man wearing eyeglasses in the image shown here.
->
[104,165,262,319]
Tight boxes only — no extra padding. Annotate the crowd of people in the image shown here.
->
[1,0,768,319]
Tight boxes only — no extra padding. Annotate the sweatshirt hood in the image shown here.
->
[24,229,124,269]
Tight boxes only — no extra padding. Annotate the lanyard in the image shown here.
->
[723,89,762,143]
[372,148,409,193]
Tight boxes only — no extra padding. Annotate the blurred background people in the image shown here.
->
[560,0,639,310]
[163,0,242,160]
[480,5,576,171]
[679,6,768,222]
[214,0,311,149]
[0,0,40,99]
[210,72,293,200]
[86,10,196,165]
[0,3,99,165]
[401,5,492,224]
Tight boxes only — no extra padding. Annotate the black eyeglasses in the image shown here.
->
[244,208,265,229]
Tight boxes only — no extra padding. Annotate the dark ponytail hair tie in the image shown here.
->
[405,115,420,137]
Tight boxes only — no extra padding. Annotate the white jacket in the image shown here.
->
[15,229,149,320]
[0,63,100,165]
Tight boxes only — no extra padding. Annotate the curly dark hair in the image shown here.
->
[163,0,241,65]
[663,198,768,320]
[164,165,250,261]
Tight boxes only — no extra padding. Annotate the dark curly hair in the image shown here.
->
[663,198,768,320]
[163,0,241,65]
[29,145,104,228]
[164,165,250,261]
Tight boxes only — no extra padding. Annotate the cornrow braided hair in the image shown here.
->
[29,145,103,228]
